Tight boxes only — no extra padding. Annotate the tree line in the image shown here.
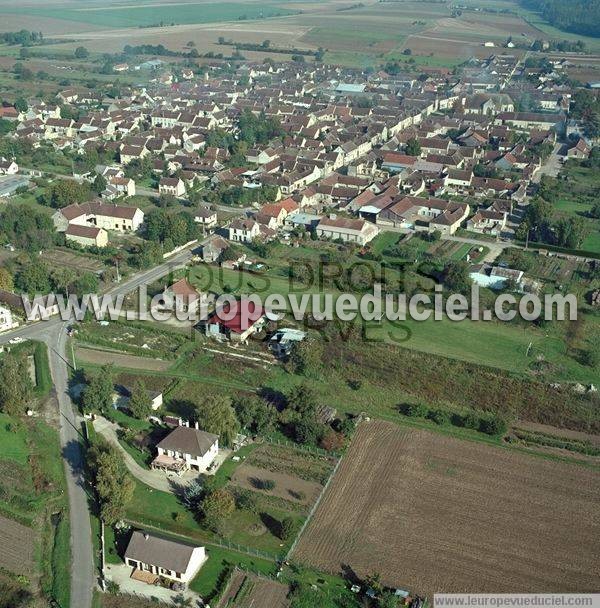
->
[520,0,600,37]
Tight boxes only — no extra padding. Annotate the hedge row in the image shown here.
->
[399,402,508,436]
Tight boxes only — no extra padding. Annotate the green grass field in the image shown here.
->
[0,2,296,28]
[189,545,277,598]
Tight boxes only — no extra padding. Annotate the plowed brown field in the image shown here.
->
[293,421,600,595]
[0,514,35,576]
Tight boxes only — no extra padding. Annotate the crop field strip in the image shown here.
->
[293,420,600,595]
[0,513,35,576]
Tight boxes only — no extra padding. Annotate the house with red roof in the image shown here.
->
[201,298,268,343]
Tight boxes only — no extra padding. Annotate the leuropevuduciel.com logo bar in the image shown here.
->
[434,595,600,608]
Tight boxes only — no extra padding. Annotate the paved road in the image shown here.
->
[532,143,563,184]
[51,324,95,608]
[0,241,206,608]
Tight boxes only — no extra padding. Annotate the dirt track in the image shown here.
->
[293,421,600,595]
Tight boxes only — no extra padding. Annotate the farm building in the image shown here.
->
[65,224,108,248]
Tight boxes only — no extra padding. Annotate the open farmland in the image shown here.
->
[0,514,35,576]
[1,0,594,65]
[0,2,297,29]
[293,421,600,595]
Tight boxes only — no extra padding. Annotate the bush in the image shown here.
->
[402,402,428,417]
[279,516,295,541]
[234,489,258,513]
[461,411,481,430]
[255,479,275,491]
[428,409,450,425]
[479,415,508,436]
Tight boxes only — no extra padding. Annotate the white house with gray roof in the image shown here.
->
[124,530,206,585]
[152,424,218,473]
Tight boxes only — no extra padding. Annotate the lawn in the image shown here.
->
[188,258,595,383]
[126,475,297,556]
[104,408,153,433]
[0,413,29,465]
[189,545,277,599]
[554,198,600,254]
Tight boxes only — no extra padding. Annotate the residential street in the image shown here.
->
[0,241,206,608]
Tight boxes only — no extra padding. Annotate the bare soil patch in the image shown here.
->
[75,346,172,371]
[0,514,35,576]
[246,443,336,486]
[219,570,290,608]
[45,248,104,273]
[293,421,600,595]
[230,463,322,506]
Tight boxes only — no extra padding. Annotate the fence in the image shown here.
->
[284,449,344,562]
[125,518,283,562]
[266,435,342,460]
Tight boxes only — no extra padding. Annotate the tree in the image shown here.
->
[38,179,92,209]
[293,417,323,445]
[0,353,33,415]
[201,488,235,532]
[71,272,99,296]
[128,380,152,420]
[74,46,89,59]
[15,260,51,294]
[441,260,471,294]
[0,267,13,291]
[405,137,421,156]
[50,266,75,296]
[92,173,107,195]
[81,365,114,414]
[288,339,323,377]
[88,439,134,525]
[14,97,27,113]
[279,516,295,540]
[286,383,318,418]
[233,396,276,435]
[194,394,239,446]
